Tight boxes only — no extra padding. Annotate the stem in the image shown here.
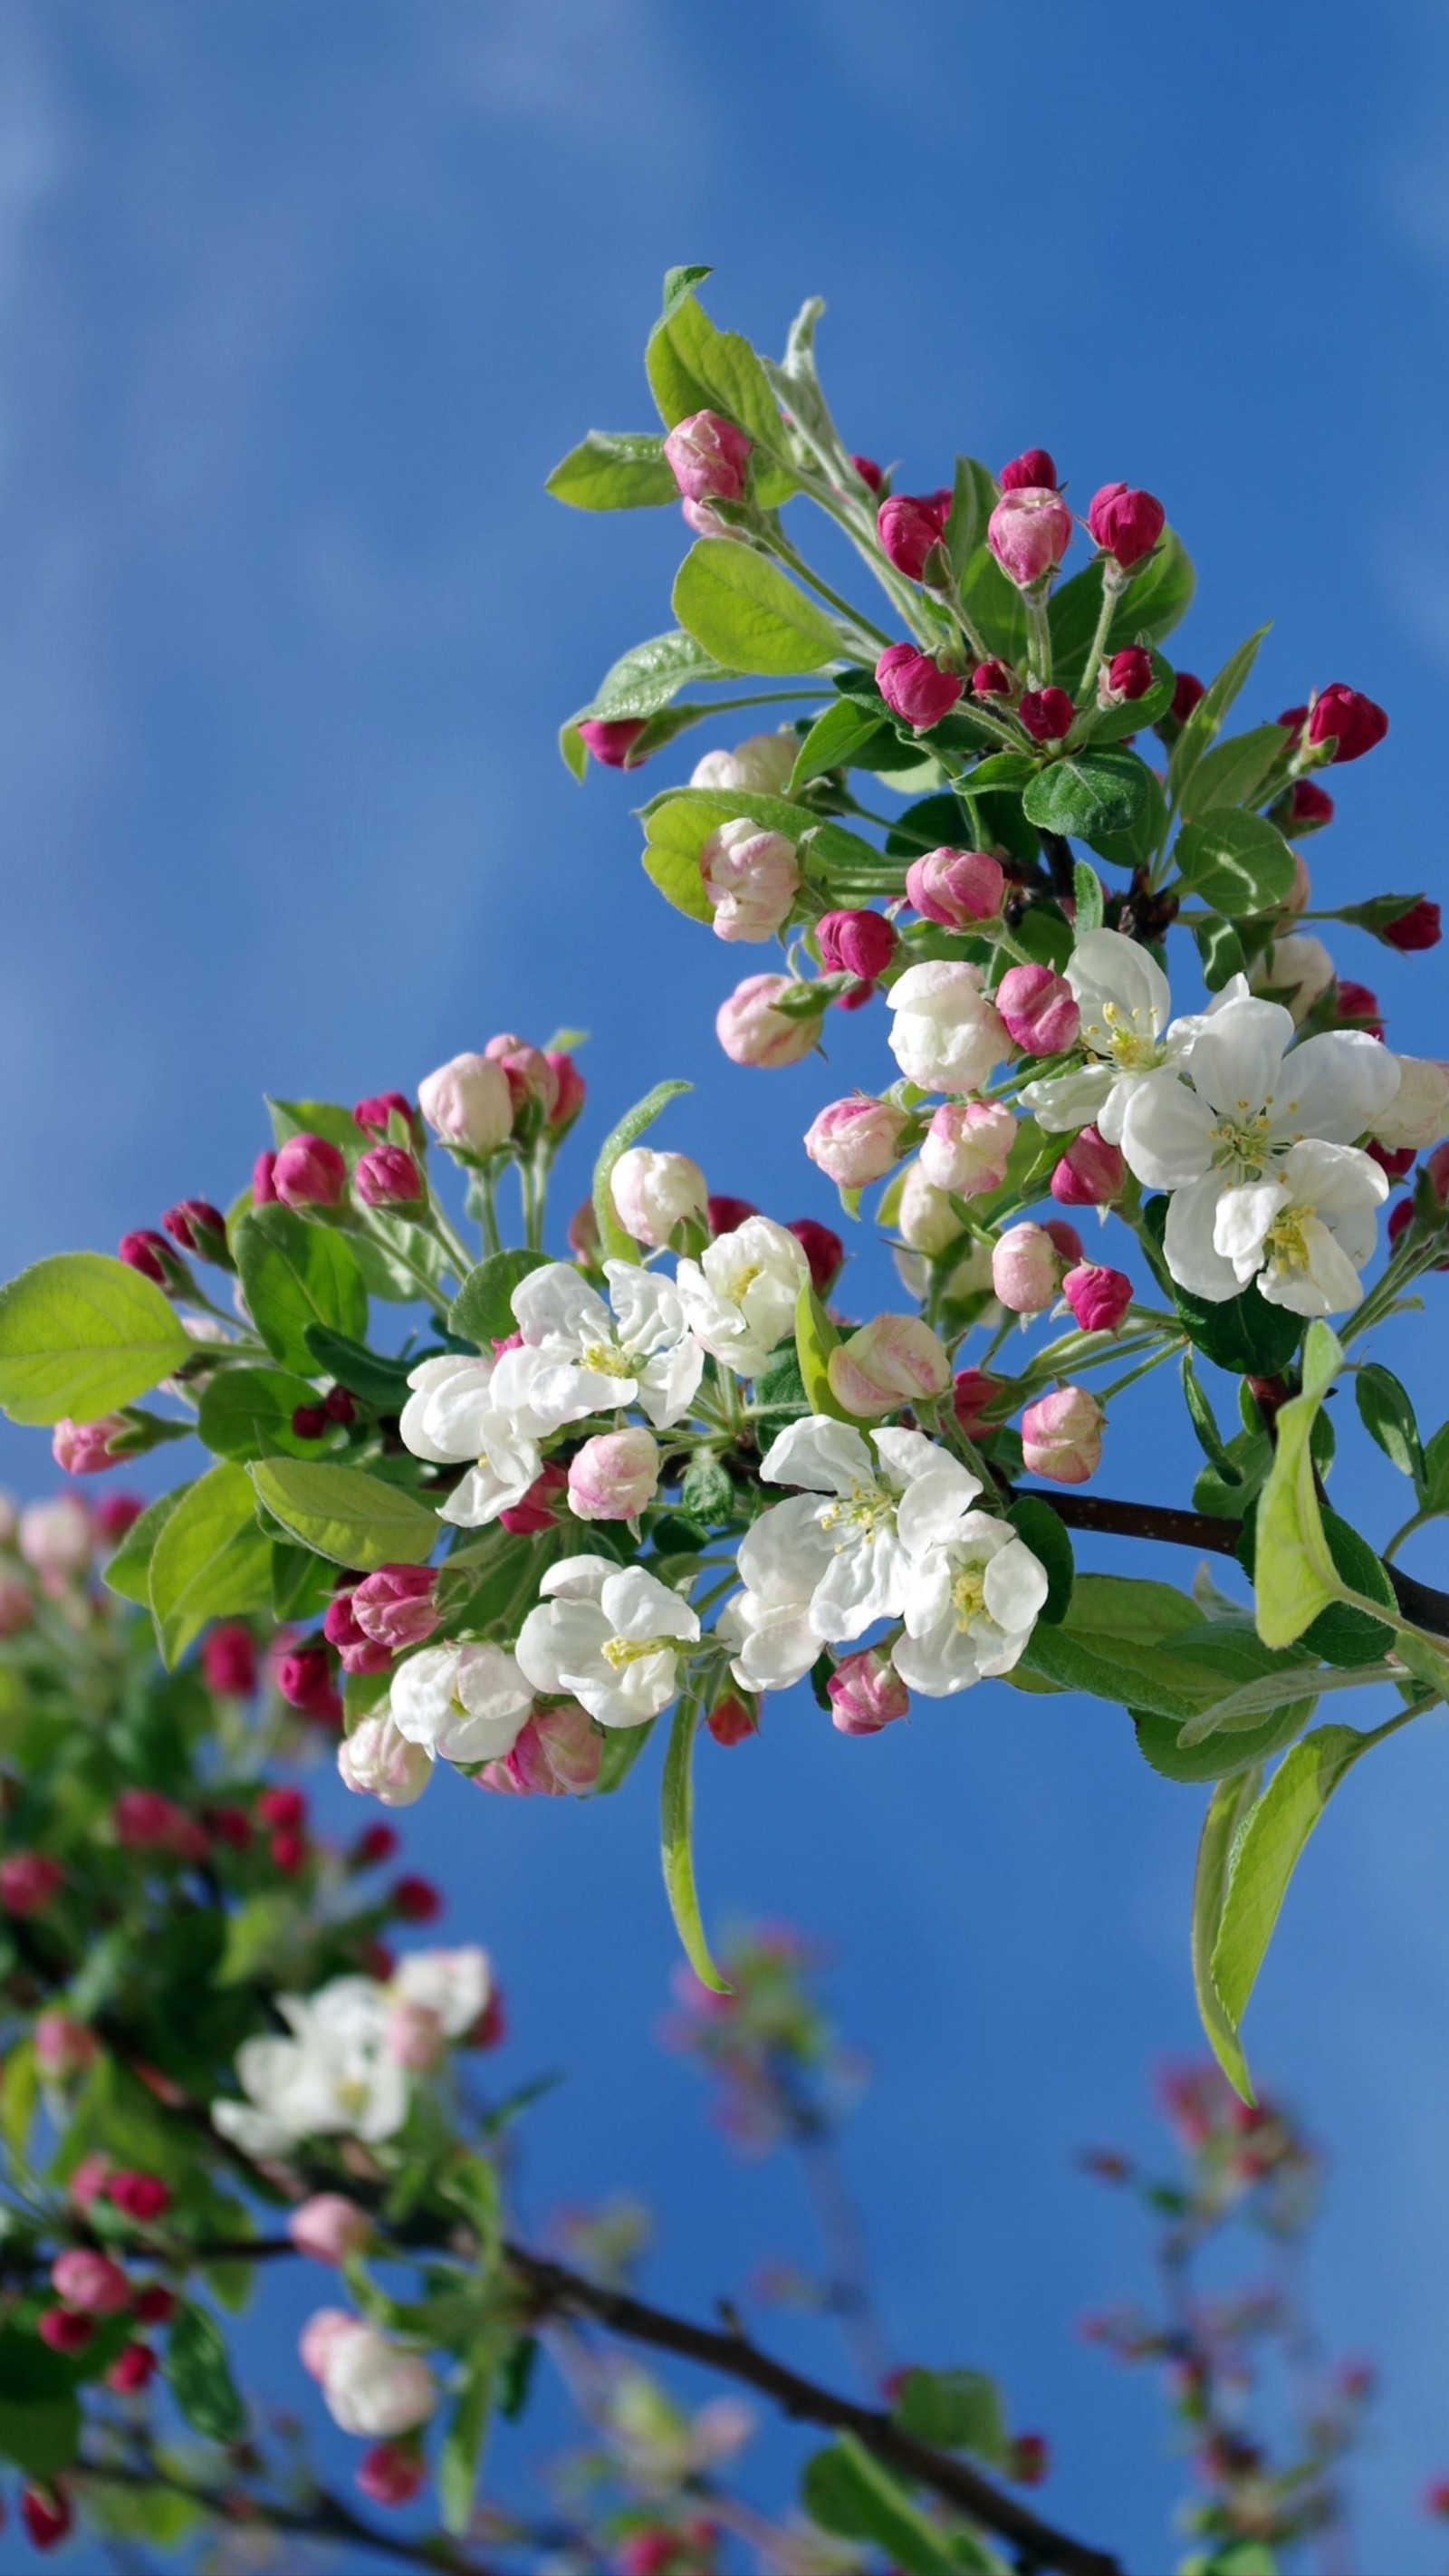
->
[768,531,893,653]
[75,2456,502,2576]
[1076,565,1126,703]
[1384,1504,1441,1564]
[1025,591,1053,687]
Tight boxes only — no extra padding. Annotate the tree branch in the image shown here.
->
[503,2242,1122,2576]
[76,2454,504,2576]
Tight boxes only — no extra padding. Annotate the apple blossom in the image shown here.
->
[318,2317,438,2437]
[663,409,752,504]
[389,1641,533,1766]
[515,1558,700,1728]
[676,1214,810,1375]
[610,1146,708,1246]
[1086,482,1165,569]
[485,1699,602,1797]
[751,1416,973,1648]
[389,1947,492,2065]
[905,846,1005,927]
[338,1710,434,1806]
[568,1427,662,1521]
[213,1975,408,2157]
[1210,1139,1388,1316]
[874,642,964,729]
[897,1162,961,1255]
[887,961,1011,1093]
[1252,933,1336,1024]
[1021,928,1204,1139]
[892,1456,1050,1695]
[690,731,798,794]
[987,485,1073,587]
[919,1098,1016,1197]
[995,965,1080,1057]
[350,1563,440,1650]
[491,1260,703,1430]
[1062,1263,1134,1332]
[993,1223,1067,1316]
[1372,1055,1449,1151]
[1021,1386,1105,1483]
[828,1314,951,1417]
[288,2196,373,2265]
[417,1051,513,1155]
[804,1096,907,1187]
[51,2250,130,2316]
[302,2307,362,2381]
[816,907,898,981]
[398,1350,543,1526]
[700,821,800,942]
[718,1525,826,1695]
[715,973,819,1067]
[828,1648,909,1735]
[1051,1126,1127,1206]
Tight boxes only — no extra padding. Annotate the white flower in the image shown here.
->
[515,1557,699,1728]
[399,1351,542,1527]
[719,1507,832,1695]
[690,730,798,795]
[751,1416,973,1646]
[1372,1054,1449,1151]
[610,1147,708,1246]
[1022,928,1220,1139]
[886,962,1010,1093]
[891,1460,1049,1696]
[1119,992,1400,1301]
[321,2321,437,2437]
[337,1710,432,1806]
[1211,1139,1388,1316]
[675,1216,809,1377]
[390,1945,492,2038]
[213,1977,405,2158]
[389,1641,533,1764]
[491,1262,704,1433]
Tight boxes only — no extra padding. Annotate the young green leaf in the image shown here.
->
[1354,1360,1425,1488]
[660,1697,728,1994]
[1192,1769,1262,2101]
[1168,625,1270,796]
[1180,1353,1242,1482]
[450,1250,552,1349]
[166,2302,246,2443]
[1253,1322,1346,1648]
[944,456,998,585]
[1209,1725,1365,2036]
[794,1283,846,1418]
[249,1460,440,1570]
[890,2366,1007,2465]
[545,429,677,510]
[1021,749,1150,839]
[1071,860,1104,933]
[438,2346,497,2535]
[0,1252,191,1427]
[149,1465,273,1667]
[1177,721,1292,820]
[197,1365,331,1464]
[673,540,841,675]
[233,1208,368,1376]
[801,2437,991,2576]
[103,1488,187,1606]
[591,1080,693,1260]
[1173,810,1296,916]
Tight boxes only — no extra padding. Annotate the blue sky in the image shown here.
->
[5,2,1449,2565]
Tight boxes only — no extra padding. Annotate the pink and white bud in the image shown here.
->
[877,490,950,581]
[339,1710,434,1807]
[487,1699,602,1798]
[34,2014,98,2081]
[18,1495,91,1576]
[664,409,753,505]
[905,846,1005,928]
[1372,1057,1449,1153]
[273,1133,349,1208]
[354,1146,424,1208]
[485,1035,558,1121]
[919,1099,1016,1197]
[690,733,798,796]
[358,2443,427,2508]
[828,1314,951,1417]
[1050,1125,1127,1206]
[992,1223,1064,1315]
[1021,1386,1104,1484]
[888,961,1012,1093]
[804,1096,907,1188]
[301,2308,363,2382]
[568,1428,661,1522]
[952,1369,1003,1437]
[289,2196,373,2265]
[1253,935,1335,1024]
[700,822,800,943]
[987,486,1073,588]
[897,1163,961,1255]
[1062,1264,1134,1333]
[350,1565,440,1650]
[52,2248,130,2316]
[0,1574,33,1636]
[874,643,964,731]
[715,974,819,1068]
[828,1648,909,1736]
[387,1998,447,2071]
[52,1416,128,1476]
[610,1146,707,1245]
[417,1053,513,1155]
[994,964,1080,1055]
[545,1051,587,1132]
[817,908,898,981]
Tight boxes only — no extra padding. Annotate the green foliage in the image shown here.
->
[1193,1771,1262,2100]
[673,539,840,673]
[103,1488,185,1604]
[1252,1323,1348,1648]
[1354,1361,1424,1486]
[801,2437,997,2576]
[166,2301,247,2443]
[0,1252,190,1427]
[1173,809,1297,915]
[197,1364,330,1462]
[451,1249,552,1347]
[1021,747,1150,839]
[1209,1726,1364,2043]
[234,1206,368,1374]
[794,1283,847,1418]
[249,1459,440,1570]
[890,2365,1007,2464]
[149,1465,273,1666]
[660,1697,728,1993]
[645,274,793,504]
[1168,626,1270,798]
[546,428,677,509]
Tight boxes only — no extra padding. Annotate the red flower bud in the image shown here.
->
[354,1821,399,1867]
[350,1563,440,1651]
[291,1404,330,1439]
[322,1590,391,1675]
[499,1460,568,1535]
[850,453,884,494]
[113,1788,206,1861]
[1062,1264,1133,1332]
[273,1133,348,1208]
[39,2307,95,2352]
[952,1368,1003,1437]
[117,1228,172,1285]
[578,717,648,769]
[132,2283,176,2326]
[1334,980,1384,1036]
[1010,2433,1050,2487]
[1000,447,1059,491]
[106,2341,158,2394]
[390,1873,443,1923]
[353,1091,415,1135]
[21,2487,73,2550]
[206,1803,253,1848]
[202,1626,258,1697]
[1383,897,1441,952]
[545,1050,587,1132]
[355,1145,423,1207]
[161,1199,229,1260]
[106,2169,171,2222]
[875,643,963,731]
[357,2442,428,2507]
[972,658,1015,697]
[707,1693,759,1746]
[1308,683,1387,764]
[1086,482,1165,569]
[257,1784,306,1829]
[817,908,898,981]
[1051,1126,1127,1206]
[274,1642,343,1725]
[96,1493,144,1544]
[1106,647,1153,702]
[786,1217,845,1294]
[1168,671,1204,724]
[1018,687,1076,744]
[876,491,950,581]
[1368,1139,1416,1182]
[905,847,1004,927]
[706,1194,759,1235]
[252,1148,279,1202]
[995,964,1080,1055]
[271,1827,308,1873]
[324,1386,355,1423]
[0,1851,63,1915]
[663,409,752,505]
[1289,778,1334,828]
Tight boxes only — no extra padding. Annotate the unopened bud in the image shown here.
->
[289,2195,373,2265]
[700,822,800,942]
[786,1216,845,1293]
[972,657,1016,698]
[877,490,951,582]
[1308,683,1387,764]
[610,1146,707,1246]
[715,974,819,1069]
[828,1312,950,1416]
[350,1565,440,1650]
[665,409,753,505]
[273,1134,349,1208]
[1086,482,1165,570]
[499,1461,569,1535]
[1103,647,1154,703]
[338,1712,433,1805]
[706,1692,759,1746]
[1051,1125,1126,1206]
[1000,448,1058,492]
[253,1149,279,1203]
[1288,778,1334,831]
[0,1850,63,1914]
[161,1198,230,1263]
[353,1091,417,1137]
[18,1495,92,1577]
[52,2248,130,2315]
[417,1053,513,1155]
[804,1096,907,1188]
[355,1145,424,1208]
[1382,897,1441,952]
[118,1228,181,1288]
[568,1427,661,1522]
[493,1700,601,1797]
[817,908,898,981]
[919,1098,1016,1197]
[545,1050,587,1131]
[952,1368,1003,1437]
[992,1222,1064,1314]
[275,1642,343,1725]
[828,1648,909,1735]
[1018,686,1075,744]
[1021,1385,1104,1484]
[1062,1263,1133,1332]
[578,716,648,769]
[995,964,1080,1054]
[905,845,1004,927]
[691,732,798,795]
[34,2013,98,2081]
[358,2442,428,2508]
[875,642,964,731]
[897,1163,960,1255]
[987,485,1073,588]
[52,1416,129,1475]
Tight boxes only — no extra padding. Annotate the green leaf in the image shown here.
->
[571,628,729,728]
[1181,1353,1242,1482]
[1051,531,1197,692]
[0,1251,191,1427]
[1193,1769,1262,2100]
[250,1459,440,1570]
[1179,721,1292,820]
[1021,748,1150,839]
[673,540,840,675]
[1210,1725,1365,2036]
[1134,1697,1313,1785]
[546,429,677,510]
[1253,1322,1346,1648]
[957,545,1028,663]
[234,1207,368,1375]
[103,1487,186,1605]
[1072,859,1104,932]
[945,456,999,587]
[167,2301,246,2443]
[215,1891,302,1987]
[1142,1197,1302,1377]
[679,1454,736,1523]
[1194,917,1249,992]
[645,284,792,498]
[592,1079,693,1260]
[1299,1508,1399,1668]
[1174,810,1296,916]
[439,2348,496,2534]
[794,1283,845,1418]
[1089,759,1167,871]
[149,1464,273,1667]
[302,1327,419,1410]
[802,2438,987,2576]
[0,2393,81,2478]
[1023,1575,1314,1725]
[1005,1496,1074,1623]
[660,1697,728,1993]
[451,1250,552,1348]
[891,2367,1007,2464]
[265,1096,360,1150]
[197,1365,329,1463]
[788,697,881,793]
[1355,1361,1424,1487]
[1169,625,1270,797]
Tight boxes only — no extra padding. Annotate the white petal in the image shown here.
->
[513,1262,611,1347]
[1185,997,1291,1117]
[1019,1064,1117,1135]
[896,1463,985,1560]
[1120,1072,1217,1189]
[539,1556,615,1601]
[870,1426,953,1489]
[891,1613,985,1697]
[982,1533,1050,1633]
[1069,928,1172,1047]
[760,1415,874,1495]
[736,1494,834,1602]
[600,1565,701,1646]
[1271,1031,1402,1147]
[389,1645,462,1745]
[1163,1173,1243,1301]
[811,1527,909,1642]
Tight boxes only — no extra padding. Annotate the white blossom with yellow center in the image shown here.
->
[514,1557,699,1729]
[1211,1138,1388,1316]
[675,1214,810,1378]
[491,1260,703,1434]
[893,1456,1050,1697]
[731,1417,974,1658]
[1022,928,1216,1137]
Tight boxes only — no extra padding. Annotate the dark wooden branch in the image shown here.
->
[76,2455,504,2575]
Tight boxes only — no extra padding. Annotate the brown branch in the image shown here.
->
[76,2454,504,2575]
[503,2242,1122,2576]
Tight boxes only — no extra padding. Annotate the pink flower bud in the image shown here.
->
[417,1053,514,1154]
[1062,1263,1133,1332]
[52,2248,130,2315]
[39,2307,94,2353]
[715,974,818,1068]
[875,643,964,731]
[952,1369,1003,1437]
[52,1416,129,1475]
[545,1050,587,1131]
[1018,687,1076,744]
[1383,897,1441,952]
[96,1493,143,1546]
[1334,980,1384,1037]
[301,2307,360,2381]
[106,2169,171,2222]
[34,2014,97,2081]
[817,908,898,981]
[706,1693,759,1746]
[828,1648,909,1735]
[828,1313,951,1417]
[568,1428,661,1522]
[350,1565,440,1650]
[485,1034,559,1121]
[275,1642,343,1725]
[708,1193,758,1235]
[1308,683,1387,764]
[877,490,950,581]
[499,1461,568,1535]
[850,453,885,493]
[1043,1216,1085,1264]
[258,1785,305,1829]
[804,1096,907,1188]
[106,2341,158,2394]
[18,1495,91,1577]
[905,846,1005,927]
[987,486,1073,587]
[1000,447,1059,491]
[112,1788,206,1862]
[1289,779,1334,830]
[69,2154,112,2212]
[995,964,1081,1055]
[664,409,753,505]
[0,1851,63,1915]
[22,2488,74,2551]
[273,1133,348,1208]
[786,1217,845,1293]
[700,822,800,942]
[358,2443,427,2508]
[1086,483,1166,569]
[579,716,648,768]
[202,1624,257,1697]
[610,1146,707,1245]
[323,1591,391,1676]
[353,1091,416,1137]
[162,1198,229,1261]
[388,1997,446,2071]
[918,1103,1015,1201]
[972,657,1016,698]
[355,1145,424,1208]
[1051,1125,1127,1206]
[338,1711,433,1806]
[1105,647,1154,702]
[289,2195,373,2265]
[1021,1385,1104,1484]
[118,1228,174,1285]
[992,1222,1064,1314]
[493,1700,602,1798]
